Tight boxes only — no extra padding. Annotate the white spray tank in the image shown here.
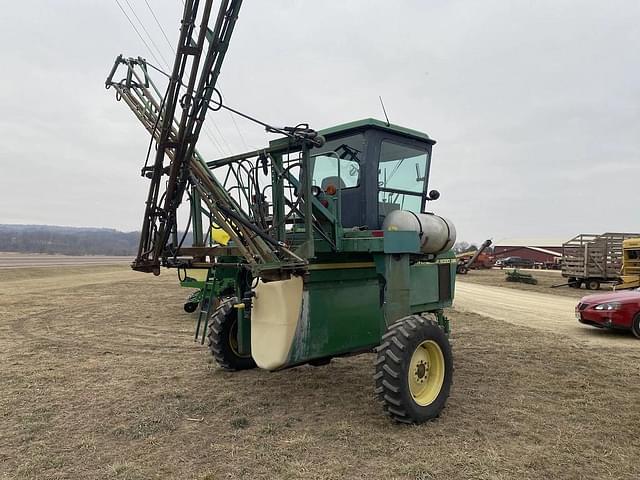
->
[382,210,456,254]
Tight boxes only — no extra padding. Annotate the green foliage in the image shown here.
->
[505,269,538,285]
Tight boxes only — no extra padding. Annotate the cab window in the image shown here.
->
[378,140,428,214]
[310,134,363,190]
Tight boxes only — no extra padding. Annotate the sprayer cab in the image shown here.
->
[283,118,440,230]
[289,118,455,255]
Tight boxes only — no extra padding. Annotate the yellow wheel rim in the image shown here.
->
[408,340,445,406]
[228,319,251,358]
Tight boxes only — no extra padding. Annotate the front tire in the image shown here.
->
[183,301,198,313]
[374,315,453,424]
[632,313,640,339]
[207,297,256,371]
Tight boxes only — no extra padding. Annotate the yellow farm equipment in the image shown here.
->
[616,238,640,290]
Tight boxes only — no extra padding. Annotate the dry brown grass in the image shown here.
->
[2,266,640,479]
[458,268,589,299]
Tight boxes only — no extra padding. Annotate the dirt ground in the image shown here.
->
[457,268,588,299]
[455,282,640,348]
[0,252,132,269]
[2,266,640,479]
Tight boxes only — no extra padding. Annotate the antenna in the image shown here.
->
[379,96,390,126]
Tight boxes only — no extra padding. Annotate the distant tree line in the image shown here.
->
[0,225,140,256]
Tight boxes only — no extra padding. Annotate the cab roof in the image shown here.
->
[269,118,434,149]
[319,118,434,143]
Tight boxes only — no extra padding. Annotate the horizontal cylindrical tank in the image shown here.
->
[382,210,456,254]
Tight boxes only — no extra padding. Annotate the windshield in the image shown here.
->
[378,140,429,214]
[627,249,640,260]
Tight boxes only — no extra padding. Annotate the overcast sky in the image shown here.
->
[1,0,638,244]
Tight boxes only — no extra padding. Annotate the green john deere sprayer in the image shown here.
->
[106,0,457,423]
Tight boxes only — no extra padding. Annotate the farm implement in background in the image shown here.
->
[106,0,457,423]
[456,239,493,274]
[616,237,640,290]
[505,269,538,285]
[561,233,640,290]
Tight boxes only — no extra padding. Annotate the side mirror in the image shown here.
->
[427,189,440,201]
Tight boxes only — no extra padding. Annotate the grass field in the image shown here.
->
[2,266,640,479]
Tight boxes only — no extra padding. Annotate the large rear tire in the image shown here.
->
[207,297,256,371]
[374,314,453,424]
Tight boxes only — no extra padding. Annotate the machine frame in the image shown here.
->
[106,0,457,424]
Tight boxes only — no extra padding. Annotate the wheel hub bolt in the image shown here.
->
[415,360,429,383]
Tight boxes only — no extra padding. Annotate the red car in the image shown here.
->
[576,290,640,337]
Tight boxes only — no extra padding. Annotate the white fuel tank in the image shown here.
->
[382,210,456,254]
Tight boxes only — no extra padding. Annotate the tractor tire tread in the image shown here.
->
[390,336,406,351]
[374,314,453,424]
[374,355,386,366]
[396,326,411,339]
[382,364,400,379]
[384,349,401,364]
[207,297,256,371]
[383,394,402,407]
[382,379,399,393]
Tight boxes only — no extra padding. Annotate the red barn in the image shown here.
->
[493,238,563,266]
